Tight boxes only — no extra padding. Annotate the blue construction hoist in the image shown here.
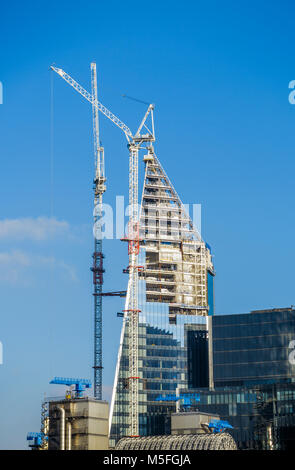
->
[208,419,234,433]
[156,393,200,410]
[27,432,44,449]
[50,377,92,398]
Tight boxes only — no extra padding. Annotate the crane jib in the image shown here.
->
[51,65,133,138]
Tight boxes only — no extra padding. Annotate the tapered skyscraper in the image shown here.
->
[110,152,214,445]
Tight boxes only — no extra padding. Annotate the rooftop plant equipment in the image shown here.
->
[50,377,92,399]
[156,393,200,410]
[208,419,234,433]
[27,432,44,449]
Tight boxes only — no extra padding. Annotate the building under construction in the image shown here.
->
[109,152,215,446]
[26,64,295,451]
[47,63,216,450]
[35,64,295,453]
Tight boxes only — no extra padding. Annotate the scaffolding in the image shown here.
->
[139,154,214,321]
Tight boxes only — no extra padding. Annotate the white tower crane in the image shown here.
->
[50,64,155,437]
[91,63,106,400]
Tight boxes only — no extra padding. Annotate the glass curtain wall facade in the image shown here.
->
[213,308,295,387]
[109,154,214,446]
[187,328,209,388]
[186,382,295,450]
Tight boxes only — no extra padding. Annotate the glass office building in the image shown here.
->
[182,308,295,449]
[109,154,214,445]
[212,308,295,387]
[186,382,295,450]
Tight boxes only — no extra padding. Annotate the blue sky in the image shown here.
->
[0,0,295,449]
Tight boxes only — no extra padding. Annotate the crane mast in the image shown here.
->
[91,63,106,400]
[126,142,140,435]
[50,64,155,436]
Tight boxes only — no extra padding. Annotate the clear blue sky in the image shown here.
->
[0,0,294,449]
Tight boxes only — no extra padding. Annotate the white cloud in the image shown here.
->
[0,217,70,241]
[0,250,78,285]
[0,250,31,284]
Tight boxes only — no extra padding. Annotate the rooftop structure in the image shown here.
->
[115,411,237,450]
[115,432,237,450]
[48,397,109,450]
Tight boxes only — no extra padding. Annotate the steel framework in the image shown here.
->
[90,63,106,399]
